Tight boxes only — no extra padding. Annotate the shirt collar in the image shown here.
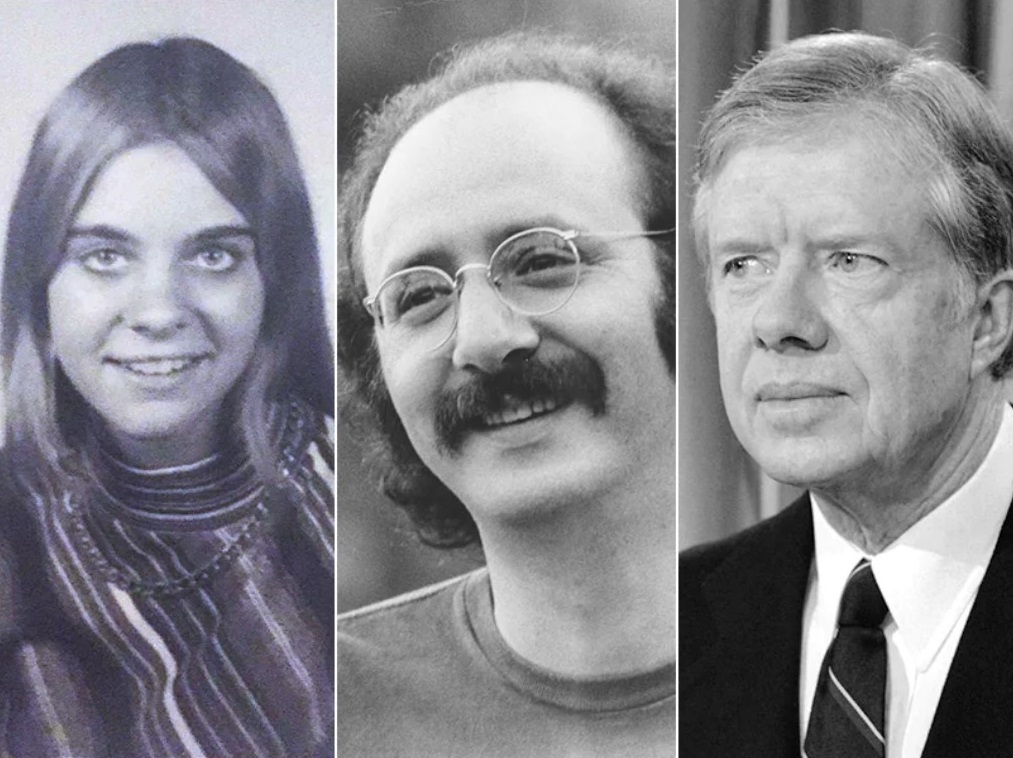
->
[811,404,1013,672]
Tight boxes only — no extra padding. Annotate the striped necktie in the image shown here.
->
[805,560,889,757]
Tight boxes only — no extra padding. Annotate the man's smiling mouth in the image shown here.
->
[434,351,607,454]
[480,396,561,428]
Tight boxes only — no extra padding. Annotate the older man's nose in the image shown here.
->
[751,263,828,352]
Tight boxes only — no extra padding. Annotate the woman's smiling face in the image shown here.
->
[47,142,265,466]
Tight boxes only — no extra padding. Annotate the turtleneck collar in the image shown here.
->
[88,438,260,529]
[82,403,289,531]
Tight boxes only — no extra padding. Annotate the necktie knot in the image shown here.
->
[838,560,887,629]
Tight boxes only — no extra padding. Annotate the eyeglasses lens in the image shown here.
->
[376,269,455,327]
[492,230,580,315]
[375,229,580,349]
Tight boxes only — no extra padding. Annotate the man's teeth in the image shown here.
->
[482,397,559,427]
[118,357,201,376]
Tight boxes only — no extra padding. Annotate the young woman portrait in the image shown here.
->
[0,37,334,757]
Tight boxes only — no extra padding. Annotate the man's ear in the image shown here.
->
[970,270,1013,379]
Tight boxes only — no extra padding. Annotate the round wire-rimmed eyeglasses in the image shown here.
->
[363,226,673,351]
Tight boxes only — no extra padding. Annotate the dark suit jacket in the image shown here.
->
[680,493,1013,757]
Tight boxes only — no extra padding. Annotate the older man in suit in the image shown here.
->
[681,32,1013,758]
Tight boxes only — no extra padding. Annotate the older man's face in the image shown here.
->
[359,82,674,522]
[705,130,983,502]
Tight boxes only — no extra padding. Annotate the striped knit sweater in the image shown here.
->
[0,399,335,758]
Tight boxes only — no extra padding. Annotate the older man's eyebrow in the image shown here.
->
[710,236,770,256]
[801,232,909,261]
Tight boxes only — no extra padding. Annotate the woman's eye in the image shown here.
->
[189,246,238,273]
[79,248,129,274]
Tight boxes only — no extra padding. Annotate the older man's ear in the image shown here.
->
[970,271,1013,379]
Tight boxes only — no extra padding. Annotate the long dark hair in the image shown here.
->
[2,37,334,492]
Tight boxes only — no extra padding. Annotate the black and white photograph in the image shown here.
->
[680,1,1013,756]
[336,1,676,755]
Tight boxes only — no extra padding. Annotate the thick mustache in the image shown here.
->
[434,352,607,454]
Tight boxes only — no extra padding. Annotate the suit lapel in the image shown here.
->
[922,495,1013,757]
[684,496,815,755]
[684,492,1013,756]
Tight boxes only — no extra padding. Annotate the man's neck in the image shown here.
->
[479,475,675,678]
[814,396,1006,554]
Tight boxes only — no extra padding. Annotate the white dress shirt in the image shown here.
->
[800,405,1013,758]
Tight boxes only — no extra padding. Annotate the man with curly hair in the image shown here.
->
[337,32,675,756]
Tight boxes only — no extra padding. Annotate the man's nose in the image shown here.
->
[451,272,539,373]
[125,262,191,338]
[750,262,828,352]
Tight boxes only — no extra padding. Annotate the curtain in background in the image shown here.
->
[678,0,1013,549]
[678,0,771,551]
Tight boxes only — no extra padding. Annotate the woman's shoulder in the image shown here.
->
[0,446,60,638]
[273,397,334,537]
[271,399,334,575]
[278,396,334,481]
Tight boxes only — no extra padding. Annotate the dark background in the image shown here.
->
[336,0,676,612]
